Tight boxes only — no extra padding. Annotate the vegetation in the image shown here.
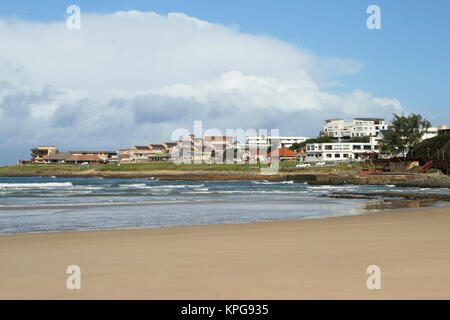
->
[345,136,370,143]
[98,162,261,172]
[0,161,370,175]
[288,142,302,151]
[280,162,367,173]
[378,113,431,158]
[0,164,90,173]
[293,136,333,150]
[408,133,450,160]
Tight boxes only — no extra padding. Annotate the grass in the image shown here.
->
[0,161,371,174]
[0,164,90,172]
[280,162,367,173]
[97,162,262,172]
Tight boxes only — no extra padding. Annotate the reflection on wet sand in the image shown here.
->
[365,199,435,210]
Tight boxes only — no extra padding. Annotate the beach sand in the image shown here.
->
[0,206,449,299]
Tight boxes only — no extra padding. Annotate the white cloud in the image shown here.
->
[0,10,403,161]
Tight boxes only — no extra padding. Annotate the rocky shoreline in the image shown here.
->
[1,169,449,188]
[322,192,450,201]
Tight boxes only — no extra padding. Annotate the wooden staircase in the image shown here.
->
[419,160,434,173]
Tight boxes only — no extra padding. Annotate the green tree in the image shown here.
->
[378,113,431,159]
[298,136,332,148]
[288,142,302,151]
[347,136,370,143]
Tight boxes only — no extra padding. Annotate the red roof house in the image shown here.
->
[66,155,104,164]
[267,148,297,158]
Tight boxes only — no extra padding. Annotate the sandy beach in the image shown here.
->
[1,206,449,299]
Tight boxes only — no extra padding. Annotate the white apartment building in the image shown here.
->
[305,137,381,162]
[438,125,450,135]
[245,136,309,149]
[321,118,389,138]
[421,127,438,140]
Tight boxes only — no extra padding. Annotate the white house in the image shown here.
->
[421,127,438,140]
[321,118,390,138]
[305,137,381,162]
[245,136,309,149]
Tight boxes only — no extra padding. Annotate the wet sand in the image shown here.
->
[0,206,449,299]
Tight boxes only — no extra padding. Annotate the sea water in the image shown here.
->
[0,176,448,234]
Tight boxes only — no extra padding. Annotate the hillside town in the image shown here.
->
[23,118,450,166]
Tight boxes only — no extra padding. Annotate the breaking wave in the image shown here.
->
[0,182,74,189]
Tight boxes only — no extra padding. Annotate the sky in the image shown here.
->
[0,0,449,163]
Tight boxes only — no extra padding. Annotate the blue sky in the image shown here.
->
[0,0,449,162]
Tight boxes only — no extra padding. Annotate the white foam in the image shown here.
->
[0,182,74,189]
[217,190,300,194]
[307,185,355,190]
[75,186,104,190]
[119,183,204,189]
[252,180,294,185]
[119,183,148,188]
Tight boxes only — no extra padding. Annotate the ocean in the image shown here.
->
[0,176,448,235]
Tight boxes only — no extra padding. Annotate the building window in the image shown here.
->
[325,145,332,150]
[335,154,341,158]
[353,145,361,150]
[326,154,332,158]
[343,154,348,158]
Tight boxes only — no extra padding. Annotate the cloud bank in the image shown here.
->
[0,10,403,161]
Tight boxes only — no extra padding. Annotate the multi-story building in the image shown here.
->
[69,150,117,161]
[124,146,153,162]
[421,127,438,140]
[437,125,450,135]
[305,137,381,162]
[203,136,234,155]
[245,136,309,149]
[30,146,58,163]
[321,118,390,138]
[43,152,73,164]
[162,142,178,153]
[147,144,168,154]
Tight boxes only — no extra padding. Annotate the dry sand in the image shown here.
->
[1,206,449,299]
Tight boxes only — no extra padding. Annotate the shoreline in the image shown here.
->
[1,169,449,187]
[1,206,449,299]
[0,201,446,235]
